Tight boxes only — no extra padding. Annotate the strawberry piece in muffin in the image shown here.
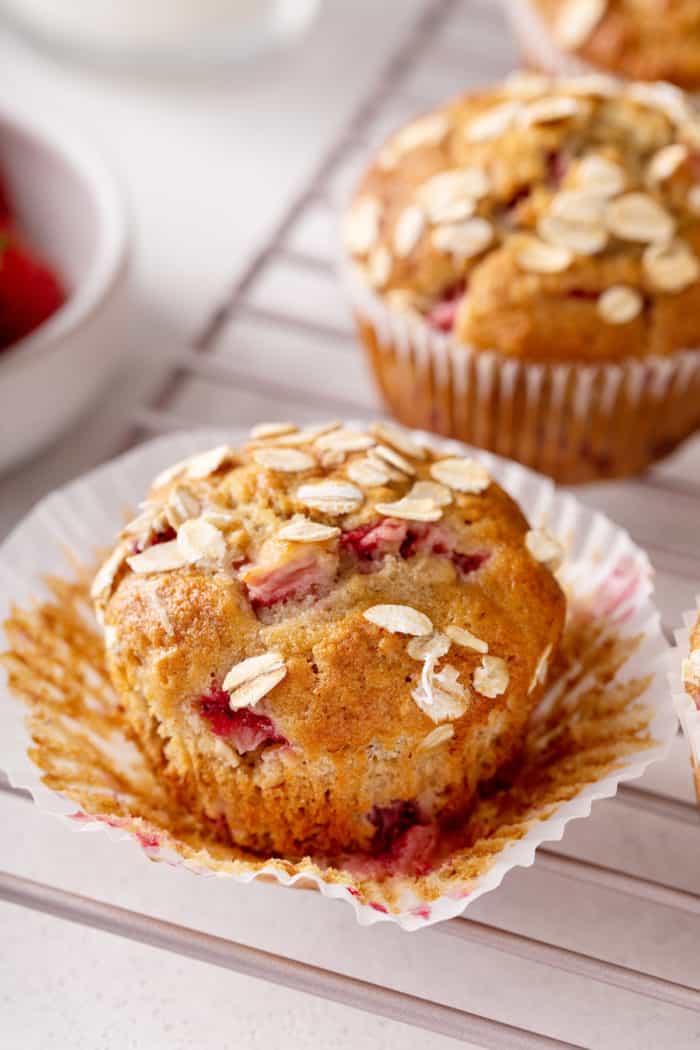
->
[241,541,338,609]
[426,282,466,333]
[342,517,489,578]
[199,686,287,752]
[341,518,409,561]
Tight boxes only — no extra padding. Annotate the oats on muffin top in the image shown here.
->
[345,73,700,360]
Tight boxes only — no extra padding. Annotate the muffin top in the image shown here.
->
[93,423,564,762]
[683,616,700,705]
[533,0,700,90]
[345,72,700,361]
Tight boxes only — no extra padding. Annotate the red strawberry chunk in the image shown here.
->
[342,519,489,578]
[451,550,490,576]
[227,709,286,753]
[426,280,467,333]
[399,522,452,558]
[342,801,439,877]
[244,551,334,609]
[401,522,490,577]
[369,799,421,852]
[390,823,439,876]
[198,686,287,752]
[427,296,461,332]
[340,518,408,561]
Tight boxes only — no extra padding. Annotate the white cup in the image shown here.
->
[0,0,321,71]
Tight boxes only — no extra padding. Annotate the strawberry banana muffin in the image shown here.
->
[505,0,700,91]
[92,423,565,866]
[343,73,700,482]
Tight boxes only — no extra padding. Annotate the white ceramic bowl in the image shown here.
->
[0,103,129,473]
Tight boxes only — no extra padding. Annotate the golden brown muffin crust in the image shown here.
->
[535,0,700,90]
[94,424,565,858]
[345,73,700,361]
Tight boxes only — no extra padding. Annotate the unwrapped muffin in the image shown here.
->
[504,0,700,91]
[92,422,565,863]
[342,73,700,482]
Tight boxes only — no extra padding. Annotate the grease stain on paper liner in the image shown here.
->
[2,554,655,919]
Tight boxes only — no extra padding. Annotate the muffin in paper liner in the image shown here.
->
[342,257,700,485]
[501,0,700,98]
[0,426,677,930]
[671,595,700,805]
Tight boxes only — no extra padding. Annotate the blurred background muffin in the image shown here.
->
[341,72,700,483]
[504,0,700,91]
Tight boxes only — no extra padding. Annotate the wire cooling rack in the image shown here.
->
[2,1,700,1047]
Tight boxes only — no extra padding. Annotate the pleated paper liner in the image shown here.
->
[341,257,700,484]
[0,426,677,930]
[671,595,700,806]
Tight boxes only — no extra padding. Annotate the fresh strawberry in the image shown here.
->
[0,228,66,350]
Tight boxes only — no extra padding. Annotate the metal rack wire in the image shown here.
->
[2,1,700,1046]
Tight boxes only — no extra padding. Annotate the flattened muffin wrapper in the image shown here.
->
[0,427,677,930]
[341,257,700,484]
[671,596,700,805]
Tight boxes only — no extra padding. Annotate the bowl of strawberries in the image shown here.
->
[0,104,129,471]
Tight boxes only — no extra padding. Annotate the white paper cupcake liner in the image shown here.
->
[0,425,678,930]
[341,257,700,483]
[670,595,700,800]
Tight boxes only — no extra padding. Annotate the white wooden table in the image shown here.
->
[1,3,700,1048]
